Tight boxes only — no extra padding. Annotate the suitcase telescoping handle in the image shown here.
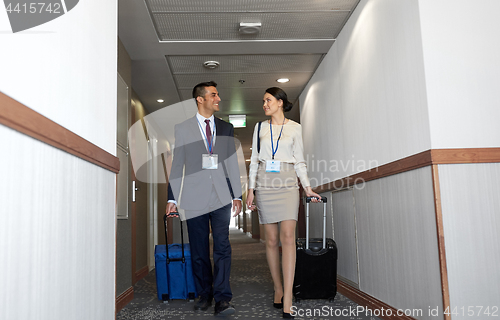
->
[163,213,185,263]
[305,196,328,251]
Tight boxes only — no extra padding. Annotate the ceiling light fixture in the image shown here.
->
[157,99,164,103]
[203,61,220,69]
[276,78,290,83]
[239,22,262,34]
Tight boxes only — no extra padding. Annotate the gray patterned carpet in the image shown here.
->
[117,228,380,320]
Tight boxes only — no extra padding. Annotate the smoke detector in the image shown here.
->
[203,61,220,69]
[239,22,262,34]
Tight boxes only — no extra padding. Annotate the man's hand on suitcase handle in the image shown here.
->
[166,202,179,218]
[305,187,323,203]
[232,199,242,217]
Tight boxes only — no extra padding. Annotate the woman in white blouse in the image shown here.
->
[246,87,320,318]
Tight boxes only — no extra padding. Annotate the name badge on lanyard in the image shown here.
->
[197,117,218,170]
[266,118,285,173]
[266,160,280,172]
[202,154,218,170]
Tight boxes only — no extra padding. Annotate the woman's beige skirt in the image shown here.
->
[255,162,299,224]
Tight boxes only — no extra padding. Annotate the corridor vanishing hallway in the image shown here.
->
[117,228,379,320]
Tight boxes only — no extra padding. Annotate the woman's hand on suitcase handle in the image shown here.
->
[305,187,322,203]
[246,189,256,211]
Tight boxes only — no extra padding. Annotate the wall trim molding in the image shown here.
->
[337,280,416,320]
[430,148,500,164]
[314,148,500,194]
[135,265,149,283]
[318,149,500,320]
[115,286,134,314]
[0,92,120,173]
[431,165,451,320]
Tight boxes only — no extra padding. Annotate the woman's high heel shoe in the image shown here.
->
[282,312,295,319]
[273,294,283,309]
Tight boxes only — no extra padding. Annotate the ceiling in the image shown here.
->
[118,0,360,160]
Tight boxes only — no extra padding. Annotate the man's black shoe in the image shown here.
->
[194,296,212,311]
[214,300,235,316]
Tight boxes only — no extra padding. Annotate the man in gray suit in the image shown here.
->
[166,81,242,316]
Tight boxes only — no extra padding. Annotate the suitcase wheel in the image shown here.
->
[188,292,196,302]
[295,298,301,304]
[329,298,335,303]
[162,293,170,303]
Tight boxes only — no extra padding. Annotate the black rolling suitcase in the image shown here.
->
[293,196,337,302]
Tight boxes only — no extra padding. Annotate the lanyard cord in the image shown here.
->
[196,118,215,154]
[270,118,285,160]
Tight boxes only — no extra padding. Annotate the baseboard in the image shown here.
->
[337,275,359,289]
[115,286,134,314]
[135,265,149,283]
[337,279,417,320]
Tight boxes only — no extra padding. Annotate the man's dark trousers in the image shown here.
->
[186,203,232,303]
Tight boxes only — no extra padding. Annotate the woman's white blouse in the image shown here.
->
[248,120,310,189]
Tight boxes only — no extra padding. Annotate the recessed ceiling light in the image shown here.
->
[277,78,290,83]
[239,22,262,34]
[203,61,220,69]
[157,99,164,103]
[245,159,251,162]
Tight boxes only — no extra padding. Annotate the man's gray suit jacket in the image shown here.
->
[167,116,242,216]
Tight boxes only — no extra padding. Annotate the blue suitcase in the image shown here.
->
[155,214,197,302]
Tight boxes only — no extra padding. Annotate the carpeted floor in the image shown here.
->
[117,228,380,320]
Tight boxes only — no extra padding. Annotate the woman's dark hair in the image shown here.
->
[265,87,293,112]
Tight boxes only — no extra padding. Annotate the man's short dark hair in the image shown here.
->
[192,81,218,100]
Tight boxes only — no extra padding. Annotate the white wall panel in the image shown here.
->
[0,1,117,318]
[354,167,442,317]
[438,163,500,315]
[300,43,346,187]
[332,189,359,285]
[0,126,116,320]
[419,0,500,149]
[300,0,431,186]
[0,0,118,155]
